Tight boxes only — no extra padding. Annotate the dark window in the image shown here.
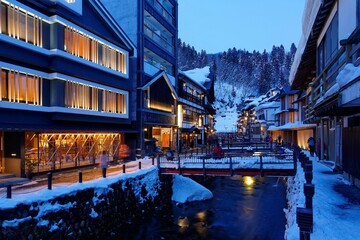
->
[317,40,324,75]
[325,12,338,64]
[316,12,338,75]
[1,3,8,34]
[348,116,360,127]
[358,0,360,24]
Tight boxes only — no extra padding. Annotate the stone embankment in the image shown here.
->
[0,168,172,239]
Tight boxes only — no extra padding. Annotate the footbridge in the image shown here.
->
[158,148,297,177]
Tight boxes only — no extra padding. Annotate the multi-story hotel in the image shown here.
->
[0,0,136,177]
[100,0,178,154]
[290,0,360,187]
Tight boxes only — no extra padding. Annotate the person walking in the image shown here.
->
[100,150,109,178]
[308,137,316,157]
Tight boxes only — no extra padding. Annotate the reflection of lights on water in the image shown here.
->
[196,211,206,221]
[177,216,189,228]
[243,176,255,186]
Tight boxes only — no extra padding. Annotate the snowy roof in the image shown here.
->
[181,66,211,89]
[255,101,280,111]
[289,0,332,88]
[268,121,316,131]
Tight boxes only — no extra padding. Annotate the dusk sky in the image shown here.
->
[178,0,306,54]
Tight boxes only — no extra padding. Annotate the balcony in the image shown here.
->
[144,25,174,54]
[305,25,360,121]
[146,0,175,25]
[179,91,203,106]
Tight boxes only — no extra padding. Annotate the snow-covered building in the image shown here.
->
[268,87,316,149]
[239,88,280,142]
[290,0,360,187]
[177,67,215,149]
[0,0,136,177]
[254,88,280,128]
[100,0,179,155]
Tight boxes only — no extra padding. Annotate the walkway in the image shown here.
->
[286,152,360,240]
[0,158,155,199]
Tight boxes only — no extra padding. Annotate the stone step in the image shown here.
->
[0,173,16,180]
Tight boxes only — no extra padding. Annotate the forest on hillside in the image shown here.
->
[177,39,297,98]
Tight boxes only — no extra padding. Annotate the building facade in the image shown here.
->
[100,0,178,155]
[0,0,136,177]
[177,69,215,150]
[268,87,316,149]
[290,0,360,186]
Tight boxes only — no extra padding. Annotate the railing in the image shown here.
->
[179,91,203,105]
[312,46,346,103]
[306,25,360,121]
[144,25,174,54]
[158,147,296,177]
[146,0,175,25]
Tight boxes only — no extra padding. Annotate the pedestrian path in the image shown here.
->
[0,158,155,199]
[286,151,360,240]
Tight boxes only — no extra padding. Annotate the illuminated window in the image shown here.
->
[102,90,126,114]
[0,68,42,105]
[65,81,98,110]
[64,26,127,74]
[0,2,42,46]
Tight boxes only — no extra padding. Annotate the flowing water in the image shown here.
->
[120,176,287,240]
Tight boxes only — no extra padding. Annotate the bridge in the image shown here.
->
[158,148,297,177]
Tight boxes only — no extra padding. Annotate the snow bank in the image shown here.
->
[172,175,213,203]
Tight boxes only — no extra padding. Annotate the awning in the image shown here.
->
[187,126,201,134]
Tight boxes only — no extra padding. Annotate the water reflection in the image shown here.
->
[124,176,286,240]
[243,176,255,186]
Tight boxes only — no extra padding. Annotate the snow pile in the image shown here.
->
[315,63,360,106]
[284,163,305,240]
[172,175,213,203]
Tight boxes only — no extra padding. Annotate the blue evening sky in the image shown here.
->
[178,0,306,53]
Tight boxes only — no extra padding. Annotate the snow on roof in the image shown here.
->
[243,94,266,110]
[182,66,211,87]
[289,0,322,85]
[267,121,316,131]
[255,101,280,111]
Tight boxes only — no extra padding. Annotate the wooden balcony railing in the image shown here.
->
[305,25,360,122]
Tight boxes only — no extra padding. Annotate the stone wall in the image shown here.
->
[0,168,173,240]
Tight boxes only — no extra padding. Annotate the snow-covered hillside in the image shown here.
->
[213,81,244,132]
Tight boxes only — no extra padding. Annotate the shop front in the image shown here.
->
[23,132,124,174]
